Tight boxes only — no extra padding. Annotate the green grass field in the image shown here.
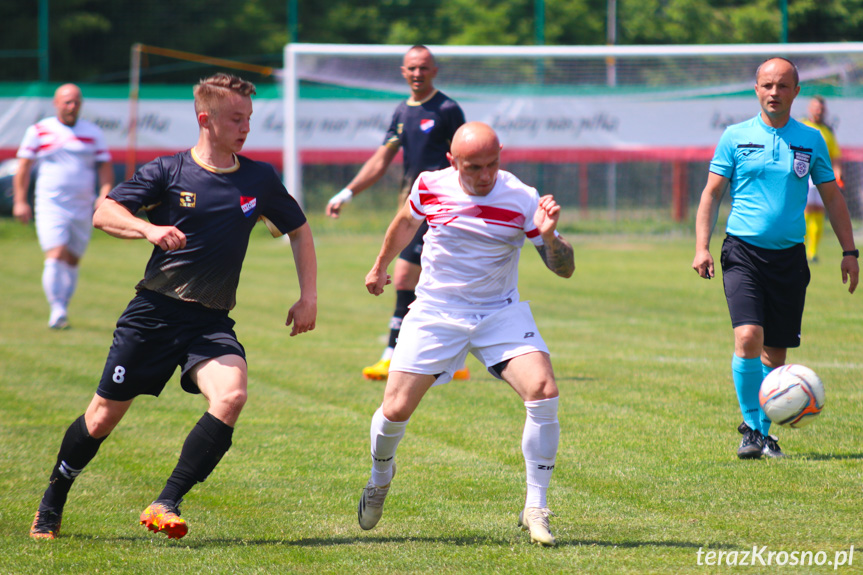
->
[1,213,862,574]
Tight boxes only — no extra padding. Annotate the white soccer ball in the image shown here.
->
[759,364,825,428]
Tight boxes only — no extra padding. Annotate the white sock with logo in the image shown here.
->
[523,396,559,509]
[369,406,408,487]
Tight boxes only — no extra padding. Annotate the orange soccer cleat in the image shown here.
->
[140,501,188,539]
[30,509,62,540]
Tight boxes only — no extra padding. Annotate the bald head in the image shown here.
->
[451,122,500,158]
[54,83,83,127]
[447,122,501,196]
[754,57,800,128]
[756,57,799,87]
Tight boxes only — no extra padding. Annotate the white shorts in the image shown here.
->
[35,201,94,257]
[389,301,549,386]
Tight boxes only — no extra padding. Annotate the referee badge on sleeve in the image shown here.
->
[792,151,811,178]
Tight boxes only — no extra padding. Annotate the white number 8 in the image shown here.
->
[112,365,126,384]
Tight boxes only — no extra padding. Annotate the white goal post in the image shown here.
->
[283,42,863,219]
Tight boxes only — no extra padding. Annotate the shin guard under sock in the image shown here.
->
[41,414,108,512]
[42,259,64,311]
[369,407,408,487]
[157,412,233,505]
[732,355,763,433]
[760,362,774,436]
[523,397,560,509]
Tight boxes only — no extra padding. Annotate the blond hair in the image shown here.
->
[193,73,257,116]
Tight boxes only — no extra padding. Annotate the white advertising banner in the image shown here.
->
[2,95,862,164]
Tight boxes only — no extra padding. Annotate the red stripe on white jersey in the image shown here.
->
[409,198,424,217]
[420,190,526,229]
[474,205,525,226]
[419,191,445,206]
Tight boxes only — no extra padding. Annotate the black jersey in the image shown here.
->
[109,149,307,310]
[383,90,465,191]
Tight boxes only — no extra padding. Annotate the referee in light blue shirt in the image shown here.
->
[692,57,858,460]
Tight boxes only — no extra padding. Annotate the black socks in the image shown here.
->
[41,414,108,512]
[388,289,416,348]
[157,412,234,506]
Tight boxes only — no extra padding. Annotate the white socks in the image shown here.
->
[369,406,408,487]
[43,258,78,325]
[367,397,558,507]
[522,396,560,508]
[63,260,79,306]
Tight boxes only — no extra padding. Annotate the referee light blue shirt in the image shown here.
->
[710,114,835,249]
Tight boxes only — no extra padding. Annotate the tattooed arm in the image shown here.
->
[533,195,575,278]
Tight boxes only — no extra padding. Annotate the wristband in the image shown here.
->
[329,188,353,204]
[842,249,859,258]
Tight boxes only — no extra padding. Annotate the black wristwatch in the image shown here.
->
[843,249,859,258]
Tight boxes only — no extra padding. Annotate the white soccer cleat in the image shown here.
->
[49,307,69,330]
[357,465,395,530]
[518,507,556,546]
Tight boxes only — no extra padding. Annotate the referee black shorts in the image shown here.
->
[398,219,429,266]
[720,235,810,349]
[96,290,246,401]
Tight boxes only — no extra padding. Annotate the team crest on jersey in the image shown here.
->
[240,196,257,216]
[792,151,811,177]
[420,119,435,133]
[179,191,196,208]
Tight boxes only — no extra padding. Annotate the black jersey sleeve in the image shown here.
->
[382,102,406,149]
[108,157,169,214]
[257,162,308,237]
[442,99,466,140]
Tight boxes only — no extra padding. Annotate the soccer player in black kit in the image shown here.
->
[29,73,318,540]
[325,45,466,381]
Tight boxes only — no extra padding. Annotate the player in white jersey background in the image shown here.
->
[13,83,114,329]
[357,122,575,546]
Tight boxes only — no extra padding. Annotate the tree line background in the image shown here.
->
[2,0,862,84]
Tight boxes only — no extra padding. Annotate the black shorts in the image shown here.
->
[398,219,429,266]
[720,235,810,348]
[96,290,246,401]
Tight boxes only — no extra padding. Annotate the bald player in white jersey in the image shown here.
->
[357,122,575,546]
[14,83,114,329]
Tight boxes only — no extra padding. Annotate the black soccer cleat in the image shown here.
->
[761,434,786,458]
[737,422,764,460]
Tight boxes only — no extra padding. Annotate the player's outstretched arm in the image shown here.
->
[692,172,728,279]
[285,222,318,336]
[534,195,574,278]
[366,201,422,295]
[817,180,859,294]
[326,145,400,218]
[93,198,186,252]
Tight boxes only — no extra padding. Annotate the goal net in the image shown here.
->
[283,43,863,223]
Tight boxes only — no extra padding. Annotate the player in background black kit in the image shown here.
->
[325,45,466,381]
[29,73,317,540]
